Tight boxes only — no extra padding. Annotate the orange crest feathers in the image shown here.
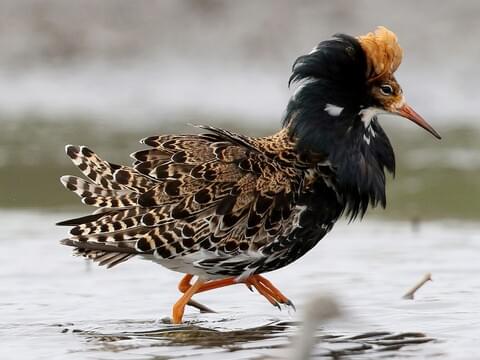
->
[357,26,403,81]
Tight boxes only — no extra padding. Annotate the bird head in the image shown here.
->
[357,27,440,139]
[284,26,441,154]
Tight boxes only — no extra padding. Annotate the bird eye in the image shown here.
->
[380,84,393,96]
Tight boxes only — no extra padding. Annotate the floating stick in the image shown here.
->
[402,273,432,299]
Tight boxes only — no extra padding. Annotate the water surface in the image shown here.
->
[1,211,479,359]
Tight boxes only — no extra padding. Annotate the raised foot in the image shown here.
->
[246,274,296,311]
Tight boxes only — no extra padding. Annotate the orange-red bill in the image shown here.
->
[396,104,441,139]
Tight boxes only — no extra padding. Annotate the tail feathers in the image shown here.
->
[72,226,149,244]
[61,230,143,268]
[64,145,156,193]
[59,207,155,269]
[57,212,111,226]
[61,145,160,213]
[72,247,135,268]
[61,223,155,267]
[68,206,177,236]
[65,145,123,190]
[112,166,156,193]
[60,176,129,198]
[56,207,136,227]
[130,148,172,166]
[61,237,137,250]
[81,194,138,208]
[60,145,162,269]
[69,214,144,236]
[60,176,138,208]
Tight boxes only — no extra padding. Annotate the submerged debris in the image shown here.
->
[402,272,432,299]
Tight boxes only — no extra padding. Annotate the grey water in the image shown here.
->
[1,211,479,359]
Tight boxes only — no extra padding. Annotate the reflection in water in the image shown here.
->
[68,320,434,358]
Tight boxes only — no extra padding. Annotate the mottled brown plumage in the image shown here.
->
[60,126,308,275]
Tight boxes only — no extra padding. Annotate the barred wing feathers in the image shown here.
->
[59,127,302,274]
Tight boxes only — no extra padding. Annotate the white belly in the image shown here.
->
[139,249,263,281]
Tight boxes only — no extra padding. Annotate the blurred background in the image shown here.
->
[1,0,479,219]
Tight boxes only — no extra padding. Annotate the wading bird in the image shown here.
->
[58,27,440,324]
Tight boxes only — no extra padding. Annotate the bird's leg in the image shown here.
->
[175,274,295,315]
[172,277,206,324]
[178,275,238,294]
[178,274,194,293]
[194,278,238,293]
[178,274,216,313]
[246,275,295,310]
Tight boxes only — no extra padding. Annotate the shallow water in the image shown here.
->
[1,211,479,359]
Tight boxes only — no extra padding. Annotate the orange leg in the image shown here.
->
[253,274,294,309]
[184,277,238,294]
[178,274,238,294]
[178,274,194,293]
[175,273,294,315]
[172,277,206,324]
[178,274,235,315]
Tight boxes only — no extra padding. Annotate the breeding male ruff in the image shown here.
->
[58,27,440,324]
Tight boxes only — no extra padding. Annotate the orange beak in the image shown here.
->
[395,104,441,139]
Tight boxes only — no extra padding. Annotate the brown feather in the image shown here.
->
[59,127,306,272]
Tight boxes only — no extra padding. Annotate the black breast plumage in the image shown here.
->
[284,33,395,220]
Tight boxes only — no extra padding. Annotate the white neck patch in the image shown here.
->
[359,107,382,128]
[324,103,344,116]
[358,107,382,146]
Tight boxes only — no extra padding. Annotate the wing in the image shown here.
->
[59,126,302,273]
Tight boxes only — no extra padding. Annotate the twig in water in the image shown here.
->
[402,273,432,299]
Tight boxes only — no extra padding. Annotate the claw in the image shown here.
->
[285,299,296,311]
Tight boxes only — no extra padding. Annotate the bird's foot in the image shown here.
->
[245,274,296,311]
[178,274,217,313]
